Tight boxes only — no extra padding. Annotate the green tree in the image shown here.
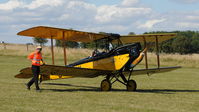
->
[33,38,48,46]
[191,33,199,53]
[128,32,135,35]
[160,39,174,53]
[79,42,95,49]
[172,35,192,54]
[144,31,199,54]
[79,32,108,49]
[55,40,79,48]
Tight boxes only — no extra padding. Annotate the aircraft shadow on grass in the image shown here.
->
[42,83,199,94]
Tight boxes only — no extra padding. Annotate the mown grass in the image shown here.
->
[0,44,199,112]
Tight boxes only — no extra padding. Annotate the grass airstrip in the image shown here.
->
[0,44,199,112]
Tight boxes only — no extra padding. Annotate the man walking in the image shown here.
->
[26,46,44,91]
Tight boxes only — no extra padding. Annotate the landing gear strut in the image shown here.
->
[100,71,137,91]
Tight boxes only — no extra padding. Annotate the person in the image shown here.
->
[92,49,101,57]
[26,46,45,91]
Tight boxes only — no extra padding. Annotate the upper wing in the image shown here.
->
[17,26,107,42]
[124,66,181,76]
[18,26,176,43]
[113,33,176,44]
[15,65,112,80]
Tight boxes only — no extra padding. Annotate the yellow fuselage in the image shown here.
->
[41,53,130,80]
[75,54,130,71]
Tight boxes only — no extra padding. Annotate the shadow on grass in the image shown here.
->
[42,83,100,92]
[41,83,199,93]
[42,83,125,92]
[136,89,199,94]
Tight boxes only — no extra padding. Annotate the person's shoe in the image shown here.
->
[25,84,30,90]
[36,88,41,92]
[36,87,40,90]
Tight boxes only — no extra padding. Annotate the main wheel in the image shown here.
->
[101,79,111,91]
[126,80,137,91]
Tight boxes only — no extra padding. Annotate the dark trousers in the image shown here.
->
[27,65,40,89]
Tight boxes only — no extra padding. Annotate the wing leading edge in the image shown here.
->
[124,66,181,76]
[15,65,112,80]
[17,26,177,43]
[17,26,107,42]
[113,33,177,44]
[15,65,181,80]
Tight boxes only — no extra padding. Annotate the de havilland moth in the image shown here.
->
[15,26,181,91]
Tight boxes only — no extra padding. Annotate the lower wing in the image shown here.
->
[15,65,112,80]
[15,65,181,80]
[124,66,181,76]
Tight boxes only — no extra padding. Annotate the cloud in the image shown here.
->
[0,0,199,43]
[67,1,96,9]
[57,14,70,21]
[186,16,199,21]
[95,0,151,23]
[172,0,199,4]
[138,19,166,29]
[121,0,139,6]
[0,0,65,11]
[82,25,128,34]
[52,1,97,26]
[95,5,151,23]
[176,22,199,28]
[0,16,14,23]
[25,0,63,9]
[0,0,23,11]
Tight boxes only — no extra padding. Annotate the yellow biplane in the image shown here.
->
[15,26,181,91]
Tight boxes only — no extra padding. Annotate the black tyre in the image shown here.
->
[126,80,137,91]
[101,79,111,91]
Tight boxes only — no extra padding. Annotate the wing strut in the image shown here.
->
[155,36,160,68]
[62,31,67,66]
[50,37,55,65]
[143,37,148,69]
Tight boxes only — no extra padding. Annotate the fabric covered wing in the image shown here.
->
[15,67,32,78]
[124,66,181,76]
[15,65,112,80]
[40,65,111,78]
[17,26,107,42]
[113,33,176,44]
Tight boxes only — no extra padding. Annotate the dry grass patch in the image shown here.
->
[142,53,199,68]
[0,43,92,64]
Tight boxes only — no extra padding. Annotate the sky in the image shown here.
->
[0,0,199,44]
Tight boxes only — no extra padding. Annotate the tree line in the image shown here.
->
[144,31,199,54]
[33,30,199,54]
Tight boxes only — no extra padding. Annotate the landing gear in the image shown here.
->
[100,71,137,91]
[126,80,137,91]
[100,79,111,91]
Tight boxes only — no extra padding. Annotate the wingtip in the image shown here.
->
[17,31,22,35]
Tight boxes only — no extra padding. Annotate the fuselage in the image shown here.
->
[68,43,141,71]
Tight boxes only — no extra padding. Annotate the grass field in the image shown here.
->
[0,44,199,112]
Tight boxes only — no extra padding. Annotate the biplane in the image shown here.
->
[15,26,181,91]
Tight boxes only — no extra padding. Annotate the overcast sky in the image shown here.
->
[0,0,199,44]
